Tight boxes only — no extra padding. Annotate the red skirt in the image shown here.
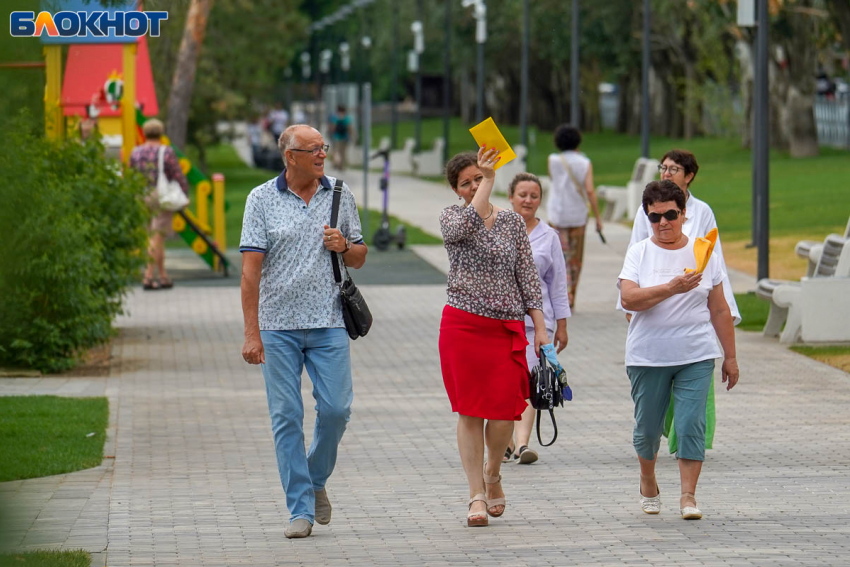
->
[439,305,530,420]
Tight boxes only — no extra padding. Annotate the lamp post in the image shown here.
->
[360,35,371,146]
[755,0,770,280]
[461,0,486,123]
[640,0,650,158]
[520,0,529,156]
[570,0,580,127]
[391,4,399,148]
[320,48,332,129]
[411,15,424,152]
[443,0,452,164]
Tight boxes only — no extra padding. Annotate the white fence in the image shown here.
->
[814,96,850,149]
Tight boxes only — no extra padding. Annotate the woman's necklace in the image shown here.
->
[482,204,494,220]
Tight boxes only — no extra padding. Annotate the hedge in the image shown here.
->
[0,112,149,372]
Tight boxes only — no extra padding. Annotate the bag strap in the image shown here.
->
[558,153,588,205]
[330,178,344,285]
[157,145,166,178]
[536,408,558,447]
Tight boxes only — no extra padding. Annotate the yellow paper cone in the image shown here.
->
[468,117,517,170]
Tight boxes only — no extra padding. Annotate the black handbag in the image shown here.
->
[330,178,373,340]
[528,352,565,447]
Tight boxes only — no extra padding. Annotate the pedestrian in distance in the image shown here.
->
[329,105,353,171]
[546,124,604,309]
[438,149,549,527]
[240,124,368,539]
[128,118,189,291]
[618,180,739,520]
[505,172,571,465]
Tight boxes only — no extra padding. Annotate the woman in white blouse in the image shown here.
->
[618,180,739,520]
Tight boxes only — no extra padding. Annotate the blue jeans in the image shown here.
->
[260,328,353,524]
[627,359,714,462]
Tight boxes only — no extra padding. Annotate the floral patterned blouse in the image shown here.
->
[129,143,189,196]
[440,205,543,320]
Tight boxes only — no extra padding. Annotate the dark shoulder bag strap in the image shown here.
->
[330,178,344,285]
[535,355,559,447]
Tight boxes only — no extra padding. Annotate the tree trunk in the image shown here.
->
[166,0,214,149]
[786,86,820,157]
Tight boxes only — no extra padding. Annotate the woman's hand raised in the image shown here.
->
[477,145,500,180]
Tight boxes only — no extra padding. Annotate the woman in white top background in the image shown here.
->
[618,180,739,521]
[546,125,603,309]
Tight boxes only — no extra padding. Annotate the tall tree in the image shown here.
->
[166,0,214,149]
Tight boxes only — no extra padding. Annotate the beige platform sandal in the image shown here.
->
[483,463,506,518]
[467,493,489,527]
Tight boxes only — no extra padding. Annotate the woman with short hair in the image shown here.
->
[546,125,603,308]
[129,118,189,290]
[618,180,739,520]
[439,148,549,527]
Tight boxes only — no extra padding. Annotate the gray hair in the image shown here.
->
[278,124,315,156]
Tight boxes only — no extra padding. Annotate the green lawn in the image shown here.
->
[734,292,771,332]
[0,396,108,482]
[0,551,90,567]
[178,145,442,249]
[369,118,850,242]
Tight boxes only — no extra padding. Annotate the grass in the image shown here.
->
[789,345,850,373]
[0,396,108,482]
[734,292,771,332]
[369,118,849,277]
[175,144,442,250]
[0,551,90,567]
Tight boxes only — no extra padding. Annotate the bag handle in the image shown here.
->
[536,408,558,447]
[330,178,345,285]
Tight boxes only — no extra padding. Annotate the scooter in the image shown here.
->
[370,148,406,251]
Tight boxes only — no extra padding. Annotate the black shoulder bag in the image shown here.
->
[330,178,373,340]
[528,353,565,447]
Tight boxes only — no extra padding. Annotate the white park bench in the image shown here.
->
[346,137,391,170]
[794,215,850,276]
[493,145,529,194]
[412,138,446,177]
[597,157,659,221]
[389,138,416,175]
[756,233,850,343]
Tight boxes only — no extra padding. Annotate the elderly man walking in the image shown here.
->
[240,124,367,539]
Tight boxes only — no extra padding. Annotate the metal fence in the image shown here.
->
[814,95,850,149]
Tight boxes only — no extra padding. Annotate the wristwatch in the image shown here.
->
[343,238,352,253]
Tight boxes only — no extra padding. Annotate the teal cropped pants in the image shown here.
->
[626,359,714,462]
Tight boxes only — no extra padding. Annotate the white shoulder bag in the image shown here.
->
[156,145,190,211]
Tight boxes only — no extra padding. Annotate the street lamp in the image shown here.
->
[461,0,486,123]
[300,51,311,80]
[339,42,350,75]
[411,15,424,151]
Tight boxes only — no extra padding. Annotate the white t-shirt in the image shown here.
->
[618,236,726,367]
[617,192,741,325]
[547,151,590,228]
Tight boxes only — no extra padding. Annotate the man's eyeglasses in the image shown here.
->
[647,209,681,223]
[290,144,329,156]
[657,164,683,175]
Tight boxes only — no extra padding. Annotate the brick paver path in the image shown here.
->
[2,171,849,565]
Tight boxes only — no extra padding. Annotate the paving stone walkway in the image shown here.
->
[2,170,850,566]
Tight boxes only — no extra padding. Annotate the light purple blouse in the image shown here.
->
[524,220,571,332]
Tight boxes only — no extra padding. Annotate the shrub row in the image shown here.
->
[0,112,150,372]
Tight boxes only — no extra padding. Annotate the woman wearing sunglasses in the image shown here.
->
[618,180,739,521]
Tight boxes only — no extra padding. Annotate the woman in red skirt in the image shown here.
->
[439,147,549,527]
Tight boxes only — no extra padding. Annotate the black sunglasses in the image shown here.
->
[647,209,681,223]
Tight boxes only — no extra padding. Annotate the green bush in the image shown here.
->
[0,112,149,372]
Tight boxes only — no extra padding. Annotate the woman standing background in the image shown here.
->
[129,119,189,290]
[439,148,549,527]
[506,172,571,465]
[546,125,603,308]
